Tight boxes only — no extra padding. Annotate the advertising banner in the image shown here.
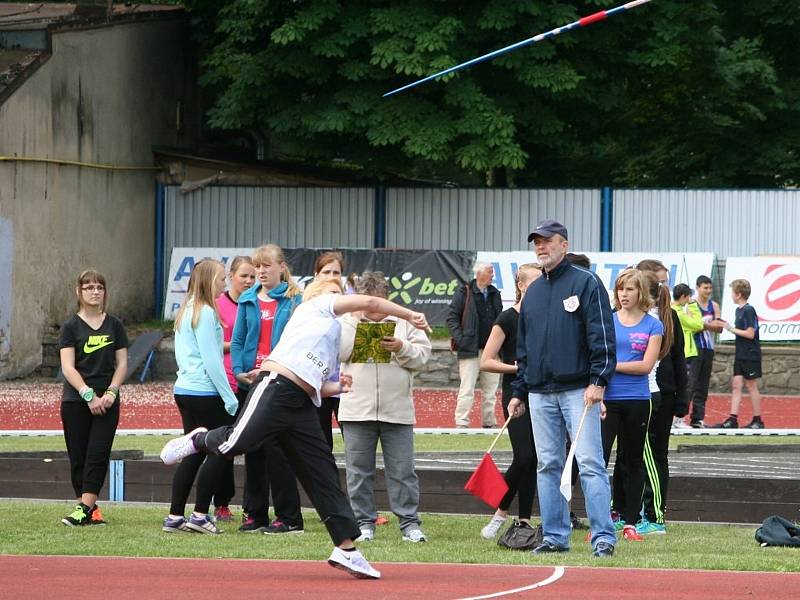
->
[721,256,800,341]
[477,251,716,308]
[163,248,474,325]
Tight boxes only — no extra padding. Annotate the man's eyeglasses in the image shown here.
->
[81,285,105,292]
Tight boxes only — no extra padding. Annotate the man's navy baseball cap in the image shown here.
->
[528,219,568,242]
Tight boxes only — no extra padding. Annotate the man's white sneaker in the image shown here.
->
[402,528,427,543]
[672,418,691,430]
[327,547,381,579]
[359,527,375,541]
[481,515,508,539]
[160,427,207,465]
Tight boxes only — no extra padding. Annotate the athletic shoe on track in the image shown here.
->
[264,519,304,535]
[743,418,765,429]
[622,524,644,541]
[239,516,268,533]
[672,417,691,429]
[714,417,738,429]
[359,527,375,541]
[635,519,666,535]
[186,513,220,534]
[327,547,381,579]
[162,515,190,533]
[214,506,233,521]
[690,420,707,429]
[402,528,427,543]
[592,542,615,558]
[61,503,90,527]
[160,427,207,465]
[481,515,508,539]
[88,504,107,525]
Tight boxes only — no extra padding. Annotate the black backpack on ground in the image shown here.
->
[498,521,543,550]
[755,515,800,547]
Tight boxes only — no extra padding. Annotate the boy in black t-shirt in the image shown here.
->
[715,279,763,429]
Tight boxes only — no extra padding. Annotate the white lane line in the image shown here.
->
[455,566,565,600]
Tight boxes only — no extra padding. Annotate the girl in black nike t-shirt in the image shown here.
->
[59,269,128,527]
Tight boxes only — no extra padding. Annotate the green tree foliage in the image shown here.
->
[178,0,799,187]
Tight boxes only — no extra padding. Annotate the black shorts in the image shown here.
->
[733,359,762,380]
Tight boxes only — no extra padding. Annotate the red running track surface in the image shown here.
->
[2,382,800,430]
[1,555,798,600]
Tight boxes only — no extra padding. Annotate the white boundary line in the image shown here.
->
[3,426,800,438]
[455,566,565,599]
[3,427,800,437]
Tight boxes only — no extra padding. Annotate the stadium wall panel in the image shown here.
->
[613,189,800,258]
[385,188,602,251]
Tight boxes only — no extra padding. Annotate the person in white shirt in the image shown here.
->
[160,277,429,580]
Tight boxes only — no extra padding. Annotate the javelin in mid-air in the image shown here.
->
[384,0,654,97]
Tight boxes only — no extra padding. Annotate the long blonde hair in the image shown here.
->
[515,263,542,303]
[252,244,302,298]
[302,278,344,301]
[613,268,654,313]
[175,259,224,330]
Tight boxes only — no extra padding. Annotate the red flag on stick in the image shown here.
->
[464,453,509,508]
[464,416,512,508]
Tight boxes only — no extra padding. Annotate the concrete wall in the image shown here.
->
[0,16,198,377]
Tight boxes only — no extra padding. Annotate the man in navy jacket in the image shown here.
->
[508,219,617,558]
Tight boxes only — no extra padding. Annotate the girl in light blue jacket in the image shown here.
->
[162,259,238,535]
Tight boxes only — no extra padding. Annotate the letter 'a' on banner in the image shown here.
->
[464,417,512,508]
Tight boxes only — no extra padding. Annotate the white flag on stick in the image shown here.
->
[560,404,590,501]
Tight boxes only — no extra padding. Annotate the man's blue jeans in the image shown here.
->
[530,388,616,550]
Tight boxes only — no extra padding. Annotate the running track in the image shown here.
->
[3,382,800,430]
[1,555,797,599]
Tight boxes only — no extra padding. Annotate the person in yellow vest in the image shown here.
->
[671,283,703,429]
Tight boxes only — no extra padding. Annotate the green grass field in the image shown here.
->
[0,432,797,457]
[1,500,797,572]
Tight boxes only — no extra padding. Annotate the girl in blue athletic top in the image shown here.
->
[601,268,663,542]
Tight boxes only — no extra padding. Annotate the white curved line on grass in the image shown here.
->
[455,566,565,600]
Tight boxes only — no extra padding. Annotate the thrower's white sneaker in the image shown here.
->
[327,547,381,579]
[160,427,207,465]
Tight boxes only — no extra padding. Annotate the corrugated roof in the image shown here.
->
[0,3,182,29]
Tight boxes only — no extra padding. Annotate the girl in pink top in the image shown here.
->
[216,256,256,393]
[212,255,255,520]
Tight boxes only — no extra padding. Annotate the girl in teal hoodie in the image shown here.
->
[163,259,238,534]
[230,244,304,532]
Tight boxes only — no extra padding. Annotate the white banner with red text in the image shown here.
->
[720,256,800,341]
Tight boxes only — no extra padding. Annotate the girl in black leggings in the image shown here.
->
[162,259,240,535]
[59,269,128,526]
[478,263,541,539]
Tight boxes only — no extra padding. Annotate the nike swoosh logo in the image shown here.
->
[83,340,114,354]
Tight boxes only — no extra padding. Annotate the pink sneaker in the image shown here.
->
[214,506,233,521]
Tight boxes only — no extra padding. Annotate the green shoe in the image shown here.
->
[62,503,90,527]
[635,520,666,535]
[613,519,626,532]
